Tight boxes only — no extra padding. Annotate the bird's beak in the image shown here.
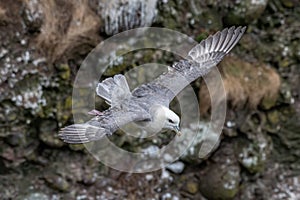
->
[174,125,181,136]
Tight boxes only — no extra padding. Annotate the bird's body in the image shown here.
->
[59,26,246,144]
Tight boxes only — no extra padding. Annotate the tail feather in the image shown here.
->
[58,124,107,144]
[96,74,131,106]
[96,77,114,104]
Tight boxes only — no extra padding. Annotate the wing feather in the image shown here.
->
[59,106,151,143]
[226,26,246,53]
[210,32,220,52]
[132,26,246,105]
[214,28,228,52]
[219,26,234,52]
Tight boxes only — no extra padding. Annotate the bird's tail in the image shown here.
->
[58,124,107,144]
[96,74,131,106]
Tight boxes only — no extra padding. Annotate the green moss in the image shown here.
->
[279,58,292,68]
[267,110,280,125]
[69,144,85,151]
[64,96,72,110]
[261,96,277,110]
[186,181,199,194]
[196,33,208,43]
[59,70,70,80]
[56,96,72,123]
[280,0,297,8]
[57,64,71,80]
[103,63,128,76]
[235,139,267,174]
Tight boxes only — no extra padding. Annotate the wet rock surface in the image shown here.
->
[0,0,300,199]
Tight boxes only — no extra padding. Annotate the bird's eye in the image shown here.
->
[168,119,174,123]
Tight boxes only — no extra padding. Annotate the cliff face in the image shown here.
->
[0,0,299,199]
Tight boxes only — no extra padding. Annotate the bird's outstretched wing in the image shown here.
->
[132,26,246,106]
[59,106,151,143]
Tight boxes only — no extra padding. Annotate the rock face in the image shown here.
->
[223,0,269,26]
[0,0,300,199]
[91,0,158,35]
[197,143,240,200]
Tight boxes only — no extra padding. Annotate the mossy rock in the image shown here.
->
[198,142,241,200]
[223,0,268,26]
[234,139,267,174]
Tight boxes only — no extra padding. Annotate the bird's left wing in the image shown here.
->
[59,105,151,143]
[132,26,246,106]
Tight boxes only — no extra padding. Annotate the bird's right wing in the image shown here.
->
[132,26,246,106]
[58,105,151,143]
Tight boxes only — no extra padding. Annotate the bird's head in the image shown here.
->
[161,106,181,135]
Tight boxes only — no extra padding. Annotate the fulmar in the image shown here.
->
[59,26,246,143]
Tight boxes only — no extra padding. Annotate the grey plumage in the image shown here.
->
[59,26,246,143]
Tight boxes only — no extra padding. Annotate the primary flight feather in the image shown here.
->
[59,26,246,143]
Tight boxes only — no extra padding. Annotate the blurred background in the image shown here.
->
[0,0,299,199]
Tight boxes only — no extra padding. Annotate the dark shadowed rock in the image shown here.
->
[198,142,241,200]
